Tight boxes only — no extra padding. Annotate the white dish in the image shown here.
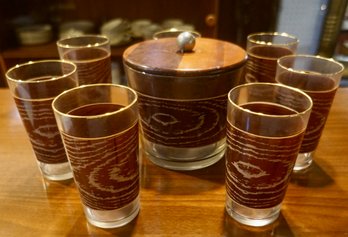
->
[16,24,52,46]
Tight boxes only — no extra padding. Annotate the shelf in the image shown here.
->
[0,40,141,87]
[1,41,137,60]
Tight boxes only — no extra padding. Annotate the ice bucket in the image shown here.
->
[123,32,247,170]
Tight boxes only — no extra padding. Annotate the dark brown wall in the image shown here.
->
[217,0,280,47]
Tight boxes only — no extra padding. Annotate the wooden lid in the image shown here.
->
[123,37,247,77]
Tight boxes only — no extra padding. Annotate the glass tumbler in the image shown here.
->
[243,32,298,83]
[52,84,140,228]
[276,54,344,171]
[6,60,77,181]
[57,34,112,85]
[226,83,312,226]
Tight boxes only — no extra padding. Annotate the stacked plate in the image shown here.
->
[16,24,53,46]
[100,18,131,46]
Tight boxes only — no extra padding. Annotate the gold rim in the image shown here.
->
[277,54,345,77]
[5,60,77,84]
[56,34,110,49]
[228,82,313,118]
[247,32,299,46]
[52,83,138,119]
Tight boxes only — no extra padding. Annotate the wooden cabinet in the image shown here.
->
[0,0,221,86]
[0,0,279,86]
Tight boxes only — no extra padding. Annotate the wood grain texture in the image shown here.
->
[0,88,348,237]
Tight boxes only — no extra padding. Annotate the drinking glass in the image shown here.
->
[52,84,140,228]
[243,32,298,83]
[6,60,77,180]
[57,35,112,85]
[276,55,344,171]
[226,83,312,227]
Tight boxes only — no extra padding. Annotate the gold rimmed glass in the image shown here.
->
[6,60,78,181]
[57,35,112,85]
[243,32,299,83]
[225,83,312,227]
[52,83,140,228]
[276,54,344,171]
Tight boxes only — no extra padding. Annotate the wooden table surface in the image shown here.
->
[0,87,347,237]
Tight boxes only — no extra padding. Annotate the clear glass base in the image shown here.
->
[142,137,226,171]
[37,161,73,181]
[225,196,281,227]
[294,152,313,171]
[83,196,140,229]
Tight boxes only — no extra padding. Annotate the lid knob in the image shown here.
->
[177,31,196,53]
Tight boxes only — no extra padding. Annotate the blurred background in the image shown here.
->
[0,0,347,86]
